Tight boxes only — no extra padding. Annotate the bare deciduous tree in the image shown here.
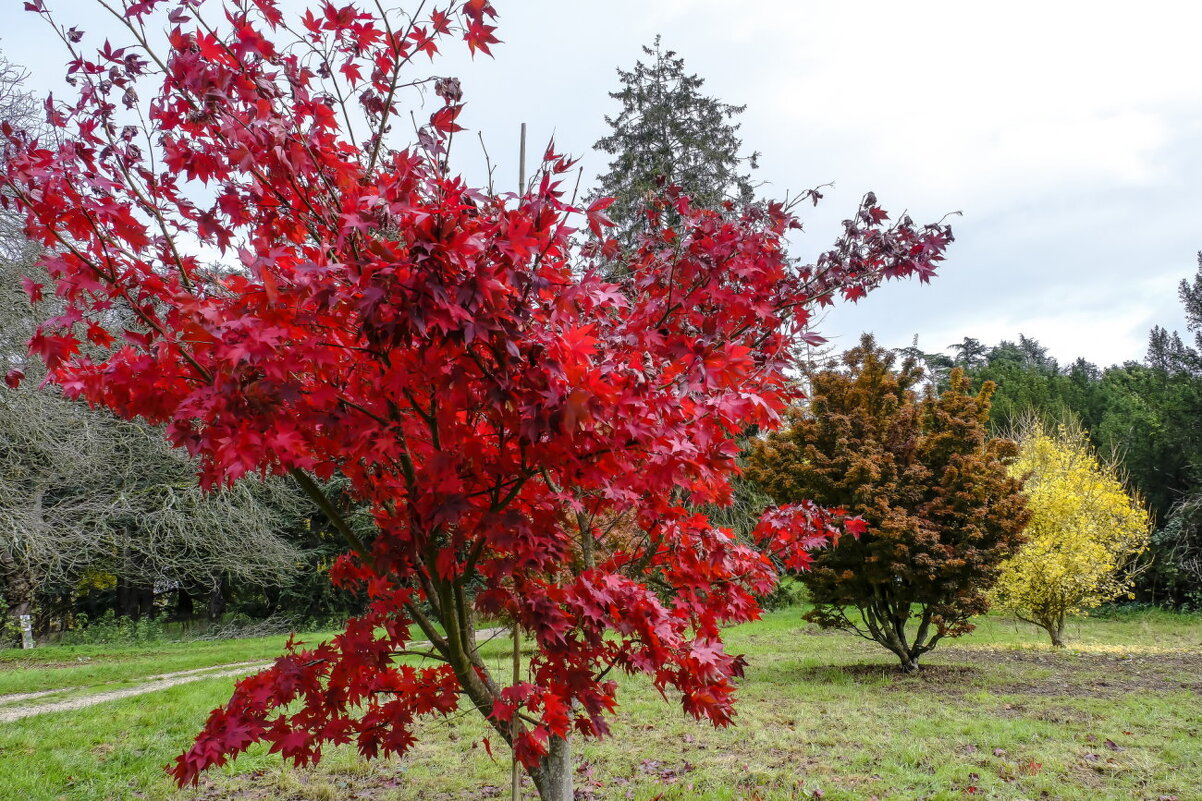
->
[0,49,310,636]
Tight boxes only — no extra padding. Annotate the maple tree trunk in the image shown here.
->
[1047,618,1067,649]
[1028,611,1068,648]
[529,735,572,801]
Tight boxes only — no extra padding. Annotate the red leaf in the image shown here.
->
[843,516,869,537]
[339,61,363,87]
[464,20,499,56]
[86,322,115,348]
[585,197,616,238]
[429,104,464,134]
[28,330,78,369]
[20,276,44,304]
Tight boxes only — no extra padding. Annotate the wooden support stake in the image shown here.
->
[511,121,527,801]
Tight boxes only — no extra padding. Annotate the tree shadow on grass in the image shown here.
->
[752,660,983,691]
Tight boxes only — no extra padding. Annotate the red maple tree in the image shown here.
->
[1,2,952,797]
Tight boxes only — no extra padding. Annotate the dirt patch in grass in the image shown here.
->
[941,647,1202,697]
[191,765,498,801]
[784,647,1202,699]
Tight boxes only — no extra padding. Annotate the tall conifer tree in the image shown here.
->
[592,37,758,248]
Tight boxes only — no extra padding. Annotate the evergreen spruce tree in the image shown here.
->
[592,36,759,248]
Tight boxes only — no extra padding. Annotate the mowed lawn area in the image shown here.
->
[1,609,1199,801]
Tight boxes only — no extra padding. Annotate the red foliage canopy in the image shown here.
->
[1,0,951,789]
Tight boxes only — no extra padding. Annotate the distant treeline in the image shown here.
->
[895,257,1202,608]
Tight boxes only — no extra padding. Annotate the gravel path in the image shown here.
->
[146,660,269,681]
[0,662,270,724]
[1,627,509,724]
[0,688,74,705]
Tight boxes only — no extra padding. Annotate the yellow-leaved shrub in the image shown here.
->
[991,422,1150,646]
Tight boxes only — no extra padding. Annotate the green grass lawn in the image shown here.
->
[1,609,1199,800]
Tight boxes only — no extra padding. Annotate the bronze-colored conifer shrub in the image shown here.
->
[748,334,1029,671]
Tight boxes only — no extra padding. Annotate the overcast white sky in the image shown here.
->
[5,0,1200,367]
